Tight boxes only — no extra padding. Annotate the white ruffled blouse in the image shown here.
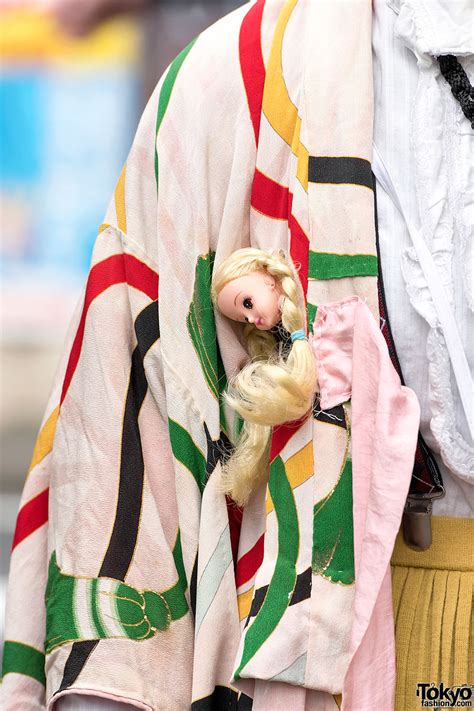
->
[373,0,473,517]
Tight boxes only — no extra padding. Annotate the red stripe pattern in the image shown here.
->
[234,0,268,590]
[251,169,289,220]
[288,193,309,300]
[236,533,265,589]
[269,411,310,464]
[12,253,159,552]
[12,489,49,551]
[239,0,266,146]
[61,253,158,405]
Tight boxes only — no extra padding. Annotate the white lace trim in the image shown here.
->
[450,58,474,312]
[427,328,473,482]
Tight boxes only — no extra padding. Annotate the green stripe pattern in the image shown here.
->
[312,458,355,584]
[155,38,197,188]
[168,417,207,493]
[307,302,317,334]
[233,456,299,679]
[312,407,354,585]
[166,529,190,621]
[186,252,229,434]
[2,641,46,686]
[45,548,188,653]
[309,251,378,280]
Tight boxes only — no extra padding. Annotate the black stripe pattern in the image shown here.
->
[57,640,99,693]
[192,685,253,710]
[204,421,234,484]
[308,156,374,190]
[312,396,347,429]
[244,566,312,629]
[100,300,160,578]
[58,300,160,691]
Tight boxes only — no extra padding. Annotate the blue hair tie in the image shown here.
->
[290,328,307,343]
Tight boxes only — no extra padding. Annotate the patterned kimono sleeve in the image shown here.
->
[2,1,266,706]
[1,69,195,710]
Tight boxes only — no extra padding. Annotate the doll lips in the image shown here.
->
[256,318,264,326]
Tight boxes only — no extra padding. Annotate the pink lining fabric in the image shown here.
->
[314,295,420,711]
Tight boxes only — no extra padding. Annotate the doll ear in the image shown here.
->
[264,275,276,289]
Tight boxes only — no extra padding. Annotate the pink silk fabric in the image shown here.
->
[316,295,420,711]
[240,296,420,711]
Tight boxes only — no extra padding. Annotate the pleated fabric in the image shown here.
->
[390,516,474,711]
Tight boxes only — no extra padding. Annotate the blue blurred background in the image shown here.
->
[0,0,241,651]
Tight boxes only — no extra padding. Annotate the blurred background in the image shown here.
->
[0,0,242,653]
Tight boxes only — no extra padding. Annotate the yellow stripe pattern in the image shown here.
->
[265,441,313,515]
[114,163,127,234]
[262,0,309,191]
[28,405,60,475]
[237,586,254,622]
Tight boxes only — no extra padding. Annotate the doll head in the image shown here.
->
[215,270,282,330]
[211,247,304,336]
[212,248,285,330]
[211,248,318,507]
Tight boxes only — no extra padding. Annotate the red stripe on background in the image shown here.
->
[226,495,244,573]
[239,0,266,146]
[269,411,309,464]
[251,169,289,220]
[60,254,158,405]
[288,192,309,299]
[236,533,265,589]
[12,489,49,551]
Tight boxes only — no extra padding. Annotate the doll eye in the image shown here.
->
[243,297,253,309]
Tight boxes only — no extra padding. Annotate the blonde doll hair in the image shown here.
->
[211,247,318,507]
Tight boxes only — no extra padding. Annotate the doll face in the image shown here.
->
[216,271,283,330]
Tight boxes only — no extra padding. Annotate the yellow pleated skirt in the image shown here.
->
[390,516,474,711]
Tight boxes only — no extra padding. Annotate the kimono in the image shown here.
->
[1,1,420,709]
